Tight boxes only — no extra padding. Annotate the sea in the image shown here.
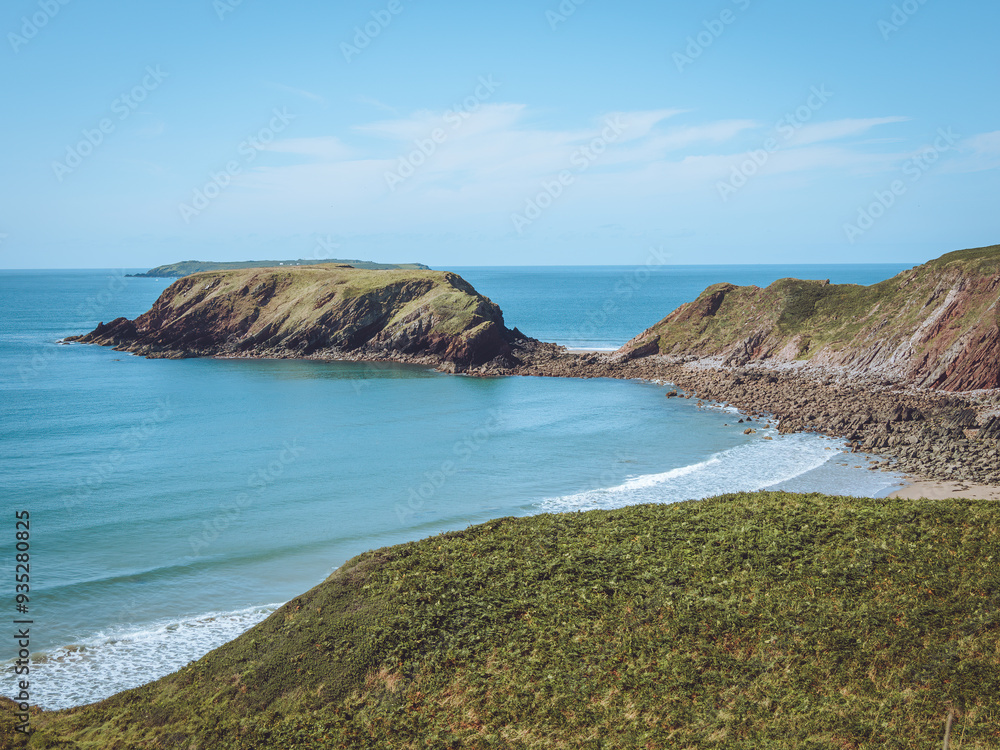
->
[1,263,913,710]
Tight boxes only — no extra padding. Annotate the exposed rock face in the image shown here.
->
[619,245,1000,391]
[68,266,522,369]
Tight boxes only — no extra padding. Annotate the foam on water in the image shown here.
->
[537,431,900,513]
[5,604,281,711]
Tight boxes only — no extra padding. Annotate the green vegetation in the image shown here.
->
[129,259,431,278]
[774,279,834,334]
[638,275,910,357]
[132,266,506,360]
[7,492,999,749]
[926,244,1000,275]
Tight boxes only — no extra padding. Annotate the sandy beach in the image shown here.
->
[890,478,1000,501]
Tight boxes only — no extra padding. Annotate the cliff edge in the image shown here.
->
[68,266,521,370]
[619,244,1000,391]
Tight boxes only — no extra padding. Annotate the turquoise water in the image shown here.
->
[1,264,912,708]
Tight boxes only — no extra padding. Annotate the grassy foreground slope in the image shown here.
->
[4,492,1000,749]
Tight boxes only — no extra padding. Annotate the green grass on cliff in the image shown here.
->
[5,492,1000,749]
[155,267,500,348]
[633,243,1000,362]
[642,277,911,356]
[927,245,1000,274]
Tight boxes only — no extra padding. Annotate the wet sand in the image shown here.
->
[889,478,1000,501]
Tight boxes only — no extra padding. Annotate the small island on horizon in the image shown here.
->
[126,258,432,278]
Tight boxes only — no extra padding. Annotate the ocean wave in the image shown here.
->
[2,603,282,711]
[536,432,846,513]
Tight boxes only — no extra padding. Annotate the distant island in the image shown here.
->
[127,258,431,278]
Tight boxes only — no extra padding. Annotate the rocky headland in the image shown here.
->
[68,265,525,369]
[617,243,1000,391]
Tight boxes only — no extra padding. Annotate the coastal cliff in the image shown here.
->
[68,266,522,369]
[619,245,1000,391]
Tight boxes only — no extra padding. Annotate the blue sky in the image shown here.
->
[1,0,998,268]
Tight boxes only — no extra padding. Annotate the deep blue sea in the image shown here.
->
[1,264,912,709]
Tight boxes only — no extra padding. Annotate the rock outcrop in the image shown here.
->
[68,266,522,370]
[619,245,1000,391]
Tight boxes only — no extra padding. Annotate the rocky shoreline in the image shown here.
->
[471,340,1000,488]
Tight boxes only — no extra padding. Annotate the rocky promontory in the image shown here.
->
[68,266,524,370]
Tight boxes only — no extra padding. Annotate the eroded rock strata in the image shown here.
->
[619,244,1000,392]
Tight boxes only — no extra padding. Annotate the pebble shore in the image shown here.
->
[478,341,1000,490]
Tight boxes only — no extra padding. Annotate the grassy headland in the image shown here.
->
[69,266,518,368]
[620,244,1000,391]
[4,492,999,749]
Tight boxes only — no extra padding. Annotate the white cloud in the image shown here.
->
[355,103,528,142]
[266,82,328,105]
[943,130,1000,173]
[785,116,910,147]
[611,109,687,142]
[356,96,400,115]
[209,103,935,236]
[264,137,356,161]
